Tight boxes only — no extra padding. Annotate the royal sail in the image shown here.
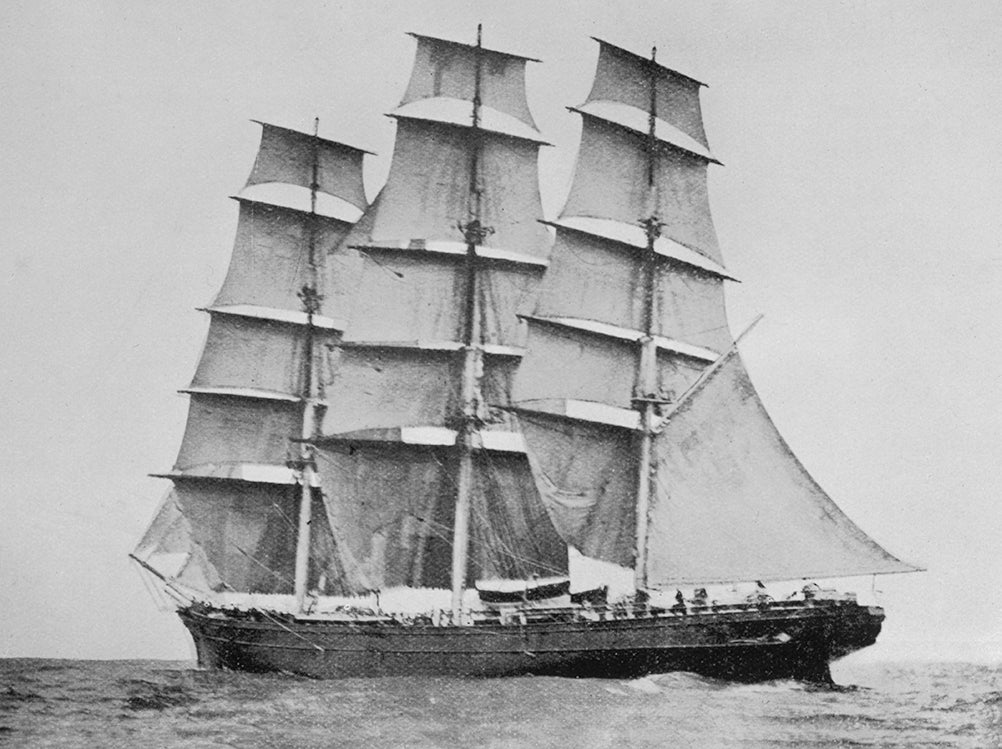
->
[134,29,917,683]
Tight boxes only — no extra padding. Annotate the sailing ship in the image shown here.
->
[132,28,917,682]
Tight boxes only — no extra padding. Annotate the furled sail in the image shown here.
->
[142,120,370,597]
[317,31,567,590]
[645,351,918,585]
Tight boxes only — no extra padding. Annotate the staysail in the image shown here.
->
[645,350,917,585]
[139,121,370,598]
[316,31,566,601]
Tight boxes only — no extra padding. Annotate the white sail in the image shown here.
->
[315,442,566,593]
[368,119,550,257]
[139,32,914,620]
[400,33,540,130]
[518,412,638,567]
[516,38,722,439]
[315,31,568,594]
[135,485,341,596]
[321,32,552,439]
[142,121,371,599]
[533,227,733,352]
[338,250,540,347]
[214,200,356,314]
[190,313,318,398]
[246,121,369,210]
[585,39,708,149]
[562,116,720,264]
[514,317,709,411]
[130,28,917,685]
[645,351,918,585]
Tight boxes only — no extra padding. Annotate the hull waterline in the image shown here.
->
[178,600,882,683]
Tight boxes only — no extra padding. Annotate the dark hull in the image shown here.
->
[179,600,883,682]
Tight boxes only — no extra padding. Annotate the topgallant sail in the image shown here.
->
[132,28,917,682]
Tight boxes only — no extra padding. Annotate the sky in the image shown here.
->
[1,0,1000,662]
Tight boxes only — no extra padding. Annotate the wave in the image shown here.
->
[1,659,998,748]
[121,679,199,712]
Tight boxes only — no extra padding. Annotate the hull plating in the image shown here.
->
[179,601,882,682]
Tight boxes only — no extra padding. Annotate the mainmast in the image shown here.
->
[633,46,663,594]
[315,29,562,599]
[451,24,489,618]
[293,117,324,612]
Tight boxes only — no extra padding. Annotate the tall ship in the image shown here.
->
[132,28,917,682]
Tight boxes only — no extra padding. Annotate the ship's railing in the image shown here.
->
[479,598,844,624]
[186,592,865,627]
[354,597,860,628]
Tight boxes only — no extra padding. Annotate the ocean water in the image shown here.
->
[1,658,999,748]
